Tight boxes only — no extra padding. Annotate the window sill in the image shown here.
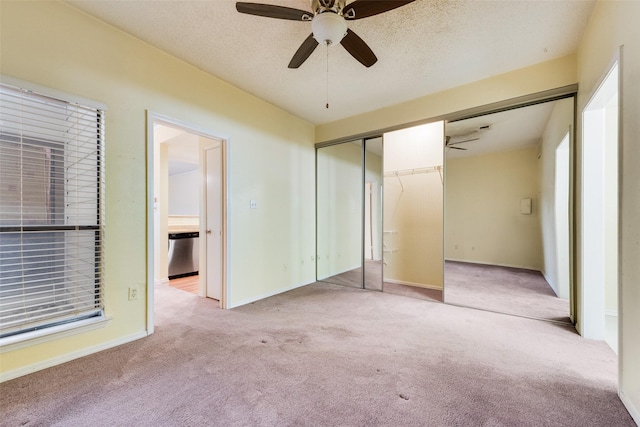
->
[0,315,112,354]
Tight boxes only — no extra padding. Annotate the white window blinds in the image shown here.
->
[0,81,105,339]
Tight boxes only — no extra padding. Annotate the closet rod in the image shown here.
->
[383,165,442,177]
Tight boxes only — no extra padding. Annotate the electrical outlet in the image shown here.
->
[128,286,138,301]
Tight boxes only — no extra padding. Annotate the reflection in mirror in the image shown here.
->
[382,122,444,302]
[316,141,363,288]
[443,99,572,322]
[364,138,383,290]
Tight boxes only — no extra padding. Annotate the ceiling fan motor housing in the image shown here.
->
[312,12,347,45]
[236,0,415,68]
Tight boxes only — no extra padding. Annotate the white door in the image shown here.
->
[205,146,222,301]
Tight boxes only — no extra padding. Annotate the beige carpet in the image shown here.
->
[321,260,443,302]
[445,261,571,322]
[0,282,632,426]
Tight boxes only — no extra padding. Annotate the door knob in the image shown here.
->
[206,229,212,234]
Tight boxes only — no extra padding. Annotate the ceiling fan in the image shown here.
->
[235,0,415,68]
[445,135,479,151]
[445,125,490,150]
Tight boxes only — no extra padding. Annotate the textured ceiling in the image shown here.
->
[67,0,594,125]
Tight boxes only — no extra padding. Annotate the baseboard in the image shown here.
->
[154,278,169,286]
[445,258,541,272]
[384,278,442,291]
[227,279,313,309]
[619,389,640,425]
[606,309,618,317]
[0,330,148,383]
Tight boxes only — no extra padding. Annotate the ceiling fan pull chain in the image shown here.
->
[326,42,330,109]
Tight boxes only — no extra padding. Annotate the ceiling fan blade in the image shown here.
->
[340,29,377,67]
[449,146,468,151]
[288,34,319,68]
[236,2,312,20]
[448,137,479,146]
[343,0,415,20]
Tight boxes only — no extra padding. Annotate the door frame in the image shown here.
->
[146,111,229,335]
[580,59,619,341]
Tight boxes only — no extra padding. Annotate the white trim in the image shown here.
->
[227,280,312,309]
[0,330,147,383]
[149,112,231,141]
[580,59,619,340]
[619,390,640,425]
[1,74,107,110]
[605,309,618,317]
[154,278,170,286]
[146,111,230,322]
[222,139,231,309]
[445,258,541,272]
[384,278,442,291]
[146,113,156,336]
[0,316,111,354]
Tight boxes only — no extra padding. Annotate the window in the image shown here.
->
[0,80,105,340]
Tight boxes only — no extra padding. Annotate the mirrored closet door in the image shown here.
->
[363,138,384,290]
[316,141,363,288]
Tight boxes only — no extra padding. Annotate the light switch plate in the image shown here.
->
[520,198,532,215]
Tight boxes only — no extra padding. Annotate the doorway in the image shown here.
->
[581,62,619,352]
[146,112,227,333]
[381,122,445,301]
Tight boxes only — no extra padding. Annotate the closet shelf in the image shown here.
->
[384,165,442,177]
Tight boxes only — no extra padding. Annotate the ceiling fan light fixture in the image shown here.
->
[312,12,347,45]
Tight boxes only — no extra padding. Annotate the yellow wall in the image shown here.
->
[384,123,444,289]
[445,147,542,270]
[3,3,639,421]
[316,55,577,143]
[576,1,640,421]
[0,1,315,377]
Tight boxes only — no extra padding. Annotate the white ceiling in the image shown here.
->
[67,0,594,125]
[445,100,558,158]
[155,124,200,176]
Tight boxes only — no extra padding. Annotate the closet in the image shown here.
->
[316,121,444,299]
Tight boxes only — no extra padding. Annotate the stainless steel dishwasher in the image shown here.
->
[168,232,199,279]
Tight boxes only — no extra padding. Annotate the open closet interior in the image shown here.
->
[316,121,444,300]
